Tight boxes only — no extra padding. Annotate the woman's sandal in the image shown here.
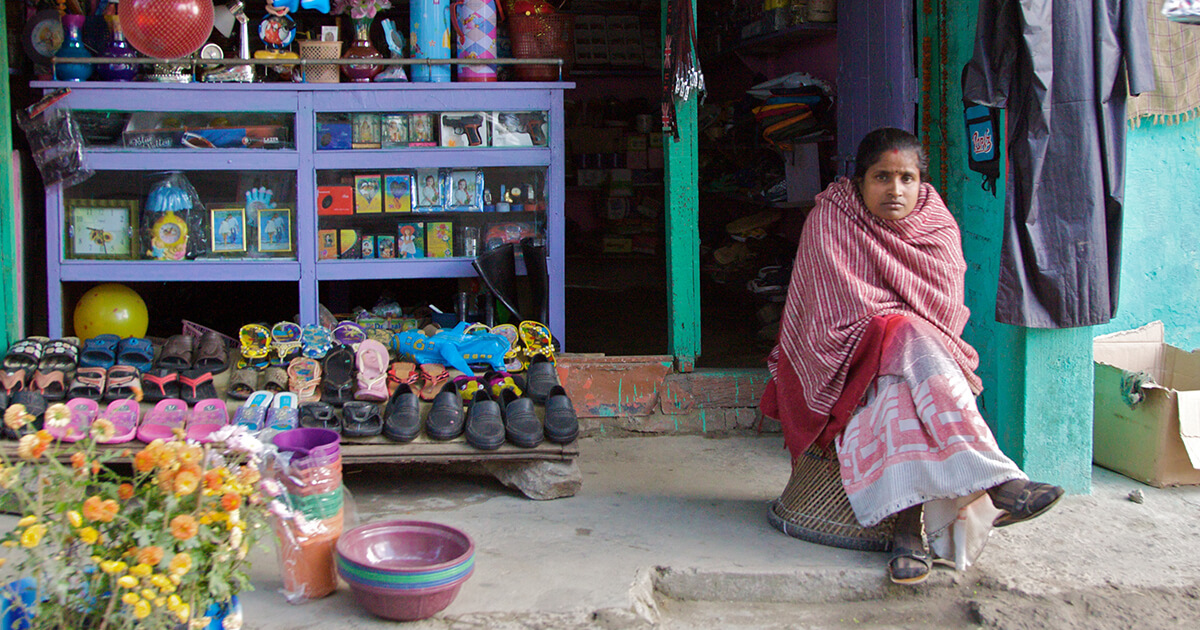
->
[386,360,418,397]
[299,401,340,432]
[287,357,322,403]
[177,368,217,404]
[104,366,142,402]
[263,366,289,394]
[888,544,932,585]
[193,331,230,374]
[354,339,390,402]
[226,368,258,401]
[332,321,367,349]
[417,363,449,402]
[157,334,194,370]
[238,324,272,369]
[270,322,303,366]
[322,345,357,406]
[39,339,79,377]
[490,324,524,373]
[3,337,47,372]
[0,368,28,395]
[341,401,383,438]
[518,320,555,367]
[301,324,333,360]
[31,370,68,402]
[115,337,154,374]
[989,479,1065,528]
[67,366,107,401]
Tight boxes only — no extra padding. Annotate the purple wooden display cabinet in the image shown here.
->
[34,82,570,344]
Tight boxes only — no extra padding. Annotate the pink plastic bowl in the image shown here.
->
[335,520,474,574]
[345,578,468,621]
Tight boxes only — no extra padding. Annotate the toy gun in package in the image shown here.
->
[515,112,547,146]
[445,114,484,146]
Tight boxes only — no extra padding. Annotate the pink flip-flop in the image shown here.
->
[98,399,139,444]
[186,398,229,443]
[137,399,188,443]
[354,338,390,402]
[49,398,99,443]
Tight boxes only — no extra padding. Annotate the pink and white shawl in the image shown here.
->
[762,178,981,458]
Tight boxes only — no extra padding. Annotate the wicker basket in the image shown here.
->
[767,444,896,552]
[508,13,574,81]
[299,40,342,83]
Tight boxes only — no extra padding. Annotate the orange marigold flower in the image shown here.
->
[173,470,199,496]
[118,483,135,500]
[203,469,224,491]
[177,444,203,466]
[156,447,177,468]
[220,492,241,512]
[169,515,198,541]
[238,464,261,485]
[133,450,156,473]
[136,546,164,567]
[35,430,52,444]
[82,496,105,521]
[31,442,48,459]
[71,451,87,469]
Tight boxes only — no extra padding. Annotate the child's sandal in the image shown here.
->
[239,324,272,368]
[301,324,333,360]
[287,357,322,403]
[271,321,303,365]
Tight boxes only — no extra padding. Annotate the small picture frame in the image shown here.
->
[354,174,383,214]
[318,228,338,259]
[426,221,453,258]
[257,208,293,253]
[396,222,425,258]
[381,114,410,148]
[414,168,443,211]
[408,113,438,146]
[383,173,413,213]
[361,234,376,259]
[351,113,381,149]
[210,207,247,253]
[376,234,396,258]
[446,169,484,212]
[66,199,138,260]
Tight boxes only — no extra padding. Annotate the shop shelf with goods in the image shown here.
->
[34,82,571,343]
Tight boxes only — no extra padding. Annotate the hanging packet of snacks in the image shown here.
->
[15,88,95,189]
[662,0,706,140]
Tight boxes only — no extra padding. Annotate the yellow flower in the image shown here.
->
[91,417,116,441]
[0,466,16,489]
[134,599,151,619]
[150,574,174,592]
[122,592,140,606]
[176,602,191,623]
[78,526,99,545]
[3,404,28,430]
[178,444,203,466]
[0,558,7,569]
[1,541,14,548]
[140,588,156,602]
[130,563,152,578]
[168,553,192,575]
[44,403,71,428]
[16,515,37,528]
[154,596,166,608]
[67,510,83,527]
[20,524,45,548]
[167,594,183,611]
[117,575,138,589]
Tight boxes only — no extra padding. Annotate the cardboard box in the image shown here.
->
[354,175,382,214]
[317,186,353,216]
[317,229,338,259]
[316,121,352,150]
[1093,321,1200,487]
[122,112,290,150]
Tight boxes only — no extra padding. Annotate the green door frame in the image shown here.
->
[662,0,701,372]
[0,7,21,346]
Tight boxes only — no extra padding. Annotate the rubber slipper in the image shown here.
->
[464,389,504,450]
[417,364,449,402]
[383,386,420,442]
[341,401,383,438]
[301,324,333,360]
[287,357,322,403]
[193,331,230,374]
[176,368,217,404]
[270,321,302,366]
[31,369,68,402]
[67,366,107,401]
[888,545,931,585]
[424,383,464,441]
[490,323,523,372]
[991,480,1065,528]
[322,345,356,406]
[452,373,485,405]
[3,337,47,372]
[79,334,119,370]
[484,370,523,398]
[518,320,555,365]
[232,390,273,433]
[299,401,340,432]
[141,368,179,403]
[98,398,139,444]
[38,339,79,376]
[238,324,272,369]
[543,385,578,444]
[332,321,367,349]
[0,368,28,396]
[46,398,97,443]
[267,392,300,431]
[226,367,258,401]
[115,337,154,374]
[157,334,194,370]
[187,398,230,443]
[245,390,274,408]
[263,366,289,393]
[137,399,188,443]
[386,361,418,397]
[354,339,390,402]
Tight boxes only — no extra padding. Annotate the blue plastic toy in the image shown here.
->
[394,321,510,376]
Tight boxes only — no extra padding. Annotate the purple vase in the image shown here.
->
[97,15,139,82]
[341,16,382,82]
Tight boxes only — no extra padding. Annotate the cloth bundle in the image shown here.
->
[751,88,832,150]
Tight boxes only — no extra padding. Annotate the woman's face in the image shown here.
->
[858,149,921,221]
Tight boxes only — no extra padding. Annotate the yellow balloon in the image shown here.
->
[73,283,149,339]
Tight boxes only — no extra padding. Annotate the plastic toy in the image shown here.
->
[73,283,149,339]
[393,321,509,376]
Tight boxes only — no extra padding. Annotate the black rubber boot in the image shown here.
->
[472,243,523,322]
[520,236,549,325]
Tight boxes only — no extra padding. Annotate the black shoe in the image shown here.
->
[383,387,421,442]
[543,385,578,444]
[525,354,558,404]
[499,388,542,448]
[464,390,504,450]
[425,384,464,441]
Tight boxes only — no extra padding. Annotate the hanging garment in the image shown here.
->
[962,0,1154,328]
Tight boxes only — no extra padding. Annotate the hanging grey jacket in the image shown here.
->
[962,0,1154,328]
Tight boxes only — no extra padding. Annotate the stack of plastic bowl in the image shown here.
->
[335,520,475,621]
[271,428,344,601]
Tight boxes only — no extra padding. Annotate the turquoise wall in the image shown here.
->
[1093,119,1200,350]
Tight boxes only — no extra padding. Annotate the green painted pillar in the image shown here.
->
[0,7,19,346]
[927,1,1093,494]
[662,0,701,372]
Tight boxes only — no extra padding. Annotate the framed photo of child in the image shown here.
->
[257,208,293,253]
[446,169,484,212]
[414,168,443,212]
[211,208,247,253]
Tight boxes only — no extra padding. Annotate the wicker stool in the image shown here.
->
[768,444,896,552]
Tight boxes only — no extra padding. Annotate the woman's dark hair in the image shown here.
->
[852,127,928,182]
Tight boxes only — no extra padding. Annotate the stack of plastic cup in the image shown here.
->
[271,428,344,601]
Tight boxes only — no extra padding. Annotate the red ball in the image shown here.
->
[121,0,214,59]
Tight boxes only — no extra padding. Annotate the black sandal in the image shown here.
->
[341,401,382,438]
[888,544,931,585]
[300,401,341,433]
[990,479,1065,528]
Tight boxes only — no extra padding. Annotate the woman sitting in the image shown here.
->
[760,127,1064,584]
